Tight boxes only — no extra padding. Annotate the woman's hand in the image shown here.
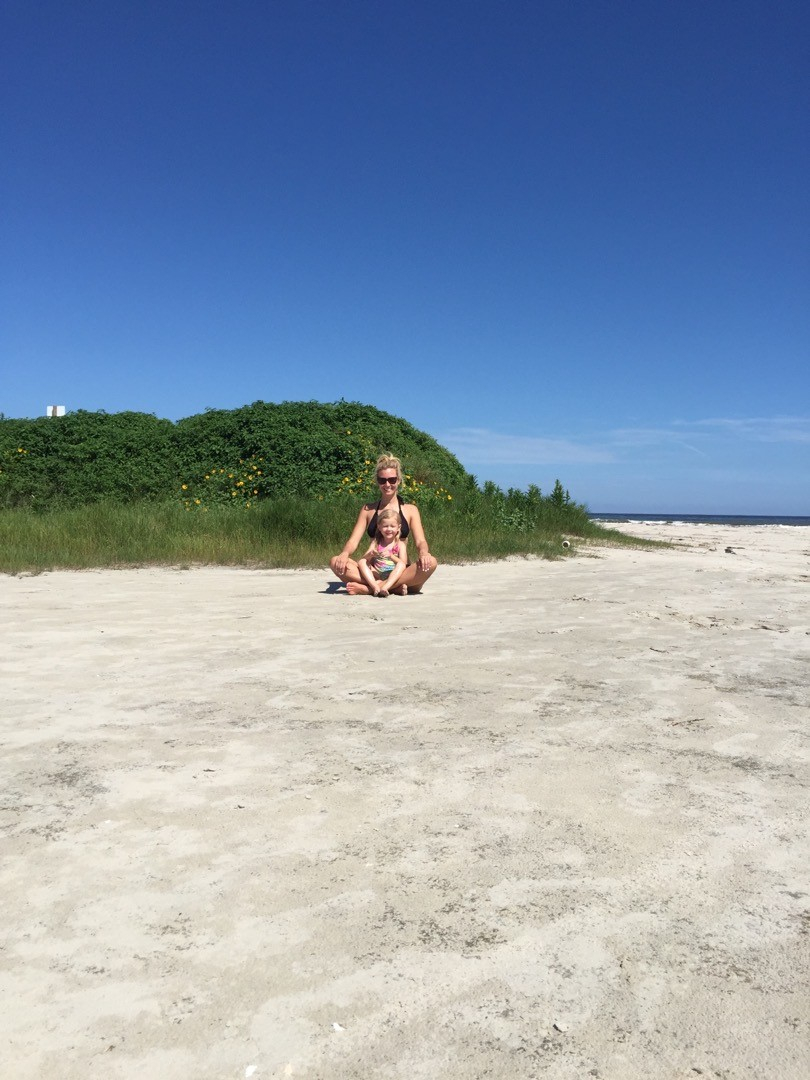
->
[333,508,374,580]
[405,505,434,575]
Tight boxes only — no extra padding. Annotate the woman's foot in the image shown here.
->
[391,584,408,596]
[346,582,371,595]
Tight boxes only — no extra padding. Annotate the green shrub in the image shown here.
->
[0,411,175,509]
[0,403,600,562]
[0,400,476,510]
[172,400,474,501]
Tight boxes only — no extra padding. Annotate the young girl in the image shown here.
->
[357,508,408,597]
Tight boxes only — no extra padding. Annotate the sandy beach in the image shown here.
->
[2,522,808,1079]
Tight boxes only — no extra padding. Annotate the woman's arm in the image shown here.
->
[332,506,372,576]
[404,504,433,572]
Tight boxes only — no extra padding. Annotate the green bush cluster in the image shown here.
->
[0,402,595,551]
[0,401,475,511]
[0,401,620,572]
[0,410,176,510]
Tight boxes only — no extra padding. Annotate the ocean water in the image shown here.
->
[591,513,810,527]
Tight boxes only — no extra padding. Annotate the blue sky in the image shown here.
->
[2,0,808,514]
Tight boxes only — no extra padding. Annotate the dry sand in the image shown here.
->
[1,523,808,1079]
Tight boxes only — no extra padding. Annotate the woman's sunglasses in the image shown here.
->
[377,476,398,486]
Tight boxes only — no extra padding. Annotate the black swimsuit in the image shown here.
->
[367,496,410,539]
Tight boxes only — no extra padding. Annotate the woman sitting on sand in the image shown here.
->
[330,454,438,595]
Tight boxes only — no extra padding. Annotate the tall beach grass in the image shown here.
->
[0,496,648,575]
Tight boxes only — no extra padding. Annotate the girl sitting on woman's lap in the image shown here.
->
[357,508,407,597]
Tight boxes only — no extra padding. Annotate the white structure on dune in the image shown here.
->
[46,405,65,417]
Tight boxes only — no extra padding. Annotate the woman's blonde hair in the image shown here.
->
[376,453,403,483]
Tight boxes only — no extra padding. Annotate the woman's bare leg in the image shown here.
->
[329,555,372,595]
[395,555,438,594]
[330,555,437,595]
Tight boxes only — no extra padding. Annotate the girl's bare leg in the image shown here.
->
[358,559,383,596]
[384,564,406,597]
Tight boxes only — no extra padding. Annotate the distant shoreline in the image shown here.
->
[591,513,810,527]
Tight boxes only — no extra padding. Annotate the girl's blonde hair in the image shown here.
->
[376,453,403,483]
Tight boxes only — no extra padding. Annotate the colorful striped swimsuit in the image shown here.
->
[371,542,400,577]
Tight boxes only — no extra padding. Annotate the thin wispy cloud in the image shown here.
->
[441,416,810,471]
[612,417,810,447]
[439,428,616,465]
[673,417,810,443]
[609,428,709,454]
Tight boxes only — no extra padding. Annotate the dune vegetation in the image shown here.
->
[0,401,631,573]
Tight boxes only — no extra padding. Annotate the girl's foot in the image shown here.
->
[377,587,389,598]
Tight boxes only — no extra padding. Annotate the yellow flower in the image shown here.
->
[194,498,201,505]
[17,447,24,453]
[447,495,452,500]
[253,489,258,495]
[346,429,351,434]
[181,483,188,490]
[237,480,244,487]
